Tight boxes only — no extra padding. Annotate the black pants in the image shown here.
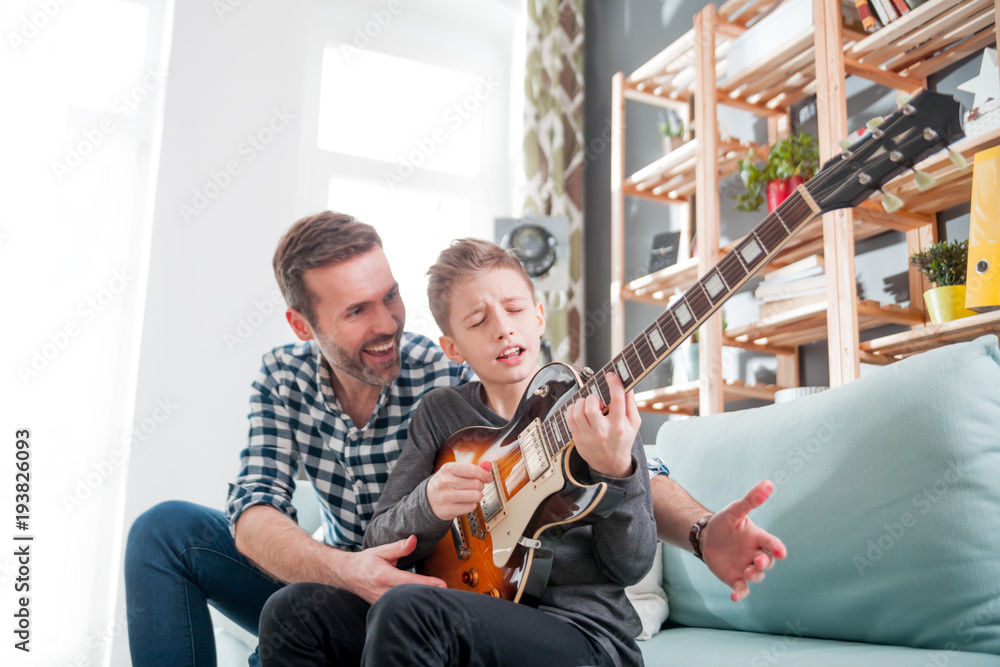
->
[257,583,611,667]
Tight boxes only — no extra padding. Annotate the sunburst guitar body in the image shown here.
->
[416,363,624,607]
[417,90,965,606]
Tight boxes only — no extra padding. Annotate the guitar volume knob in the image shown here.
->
[485,587,501,598]
[461,569,480,587]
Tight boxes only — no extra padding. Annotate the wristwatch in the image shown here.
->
[689,516,712,561]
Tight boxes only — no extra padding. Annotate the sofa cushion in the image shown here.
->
[654,335,1000,654]
[640,627,1000,666]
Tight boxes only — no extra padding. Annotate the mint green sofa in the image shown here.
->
[643,334,1000,666]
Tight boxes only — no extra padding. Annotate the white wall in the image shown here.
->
[113,1,516,665]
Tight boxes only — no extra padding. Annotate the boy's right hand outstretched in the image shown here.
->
[426,461,493,520]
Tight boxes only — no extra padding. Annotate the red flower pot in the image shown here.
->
[766,175,804,212]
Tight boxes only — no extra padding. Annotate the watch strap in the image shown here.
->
[689,516,711,561]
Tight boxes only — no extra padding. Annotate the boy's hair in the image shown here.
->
[427,238,535,334]
[273,211,382,326]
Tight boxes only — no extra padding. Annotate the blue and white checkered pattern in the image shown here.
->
[225,332,473,551]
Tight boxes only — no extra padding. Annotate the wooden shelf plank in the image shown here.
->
[859,310,1000,359]
[726,299,923,348]
[634,378,785,414]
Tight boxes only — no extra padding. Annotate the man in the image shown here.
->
[124,211,784,666]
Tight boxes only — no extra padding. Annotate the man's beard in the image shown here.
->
[314,328,403,387]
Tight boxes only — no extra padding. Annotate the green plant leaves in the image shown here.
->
[909,239,969,287]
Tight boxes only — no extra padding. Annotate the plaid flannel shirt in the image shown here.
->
[225,332,473,550]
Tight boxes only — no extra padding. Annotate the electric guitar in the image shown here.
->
[417,90,965,606]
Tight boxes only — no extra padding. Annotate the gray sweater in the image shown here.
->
[364,381,657,667]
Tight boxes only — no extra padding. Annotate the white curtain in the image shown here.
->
[0,1,171,664]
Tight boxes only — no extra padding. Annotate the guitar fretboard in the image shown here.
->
[536,188,821,459]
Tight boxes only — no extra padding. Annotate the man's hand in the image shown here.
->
[566,373,641,478]
[349,535,447,604]
[426,461,492,521]
[700,480,788,602]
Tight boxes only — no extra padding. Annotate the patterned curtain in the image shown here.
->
[522,0,585,366]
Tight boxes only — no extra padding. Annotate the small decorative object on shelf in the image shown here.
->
[967,146,1000,313]
[735,132,819,213]
[658,109,685,154]
[958,47,1000,140]
[910,239,976,324]
[647,231,681,275]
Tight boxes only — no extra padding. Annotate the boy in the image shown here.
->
[361,238,656,666]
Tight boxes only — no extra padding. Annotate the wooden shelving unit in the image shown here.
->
[610,0,1000,416]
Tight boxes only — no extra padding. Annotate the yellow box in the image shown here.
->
[967,145,1000,313]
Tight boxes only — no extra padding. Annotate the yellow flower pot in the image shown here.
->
[923,285,976,324]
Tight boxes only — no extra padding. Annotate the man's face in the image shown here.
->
[301,247,406,387]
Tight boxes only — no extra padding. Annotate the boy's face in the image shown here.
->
[439,267,545,389]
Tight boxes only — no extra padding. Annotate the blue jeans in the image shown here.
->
[125,501,283,666]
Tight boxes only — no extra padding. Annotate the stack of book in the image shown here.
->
[754,255,826,319]
[854,0,925,32]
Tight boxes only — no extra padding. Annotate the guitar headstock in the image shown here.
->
[806,90,965,213]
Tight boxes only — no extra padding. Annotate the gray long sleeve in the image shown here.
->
[364,381,656,667]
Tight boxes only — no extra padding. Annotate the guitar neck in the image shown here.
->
[536,186,822,456]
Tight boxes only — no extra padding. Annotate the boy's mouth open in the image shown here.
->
[496,345,525,365]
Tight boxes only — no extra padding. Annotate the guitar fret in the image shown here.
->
[673,299,694,329]
[633,332,655,368]
[648,323,667,352]
[704,270,727,298]
[696,280,714,306]
[615,357,631,383]
[738,236,764,267]
[773,207,792,233]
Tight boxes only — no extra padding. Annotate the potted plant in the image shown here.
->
[658,109,685,154]
[910,239,976,324]
[736,131,819,213]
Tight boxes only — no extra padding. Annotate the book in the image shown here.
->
[869,0,891,25]
[755,273,828,301]
[854,0,877,31]
[759,293,827,320]
[890,0,910,16]
[763,255,825,283]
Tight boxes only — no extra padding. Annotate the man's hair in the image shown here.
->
[427,238,534,335]
[273,211,382,326]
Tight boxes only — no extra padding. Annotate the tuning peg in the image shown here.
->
[912,170,936,191]
[881,190,904,213]
[838,138,854,150]
[948,149,968,169]
[866,117,885,131]
[896,92,914,107]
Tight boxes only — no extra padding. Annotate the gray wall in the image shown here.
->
[582,1,984,445]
